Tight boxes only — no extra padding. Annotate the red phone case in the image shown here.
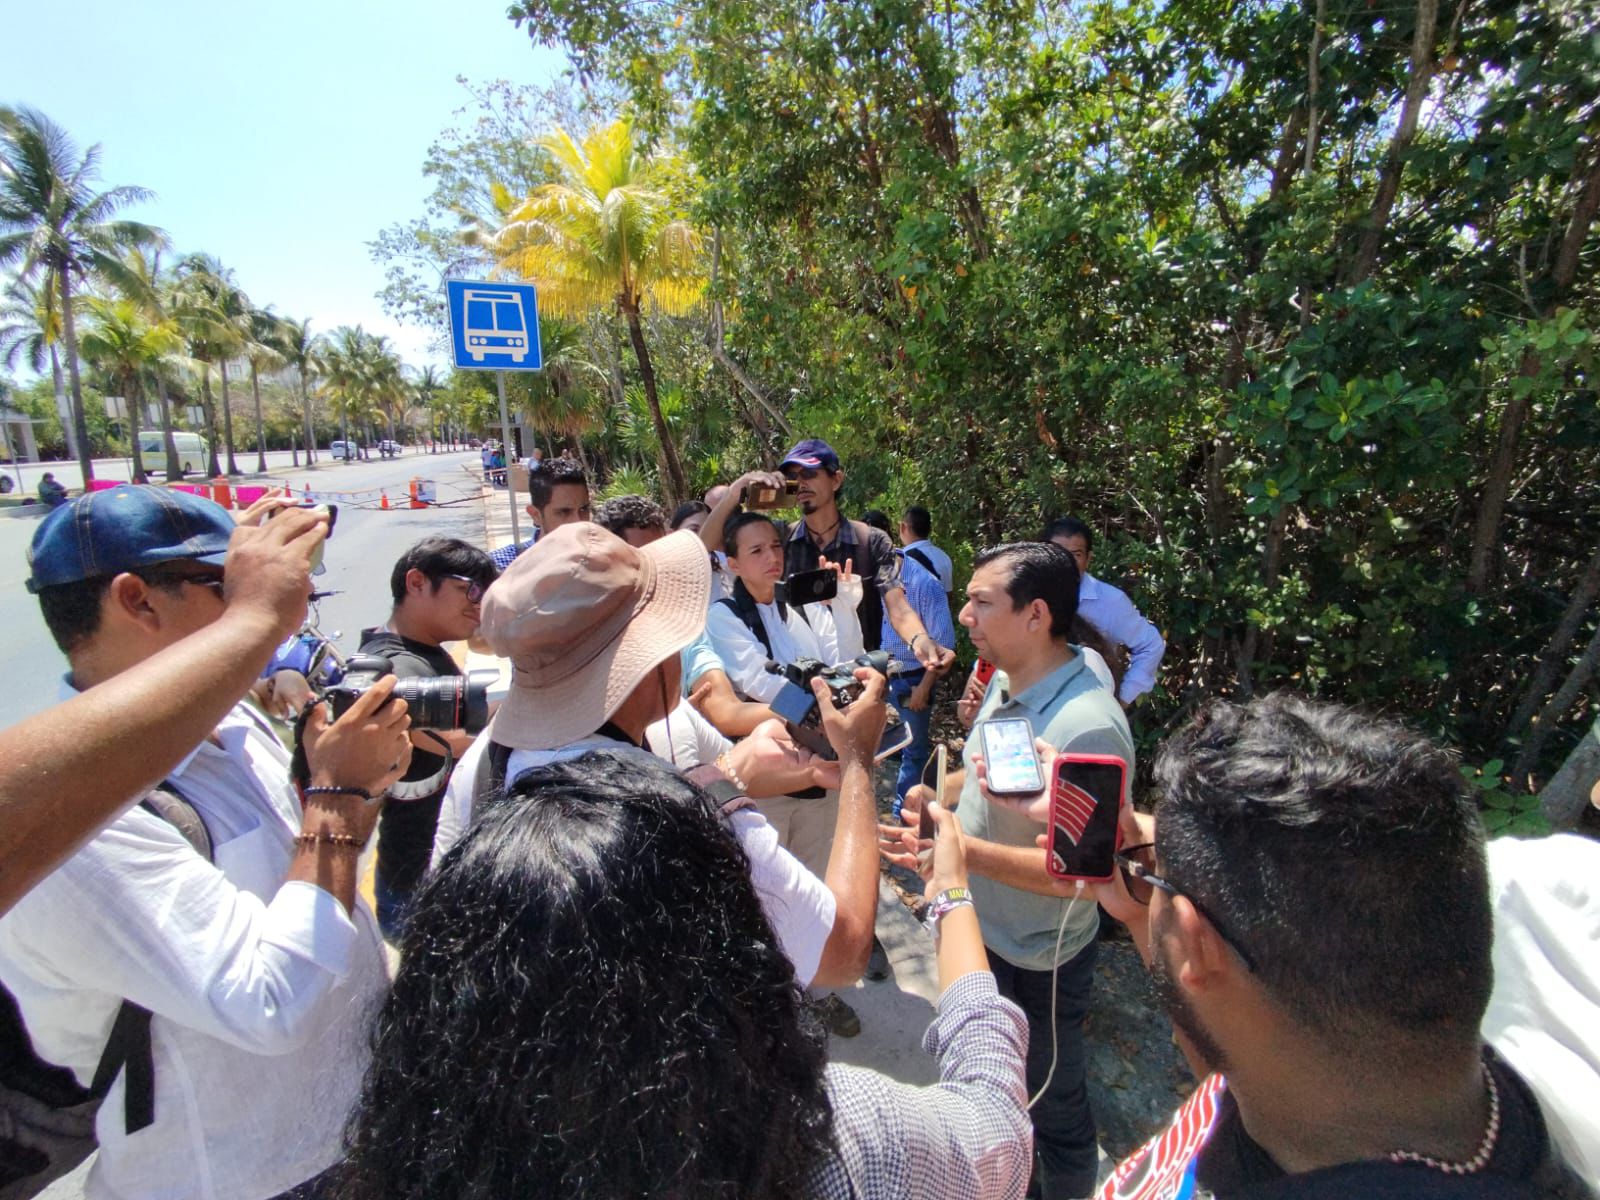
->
[973,658,997,687]
[1045,753,1126,883]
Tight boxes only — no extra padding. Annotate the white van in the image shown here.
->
[329,440,358,460]
[138,431,209,475]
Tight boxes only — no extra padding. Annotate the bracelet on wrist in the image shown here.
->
[301,784,376,804]
[925,887,975,943]
[714,750,749,795]
[292,831,366,853]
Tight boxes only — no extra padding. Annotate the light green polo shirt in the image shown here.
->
[956,648,1134,971]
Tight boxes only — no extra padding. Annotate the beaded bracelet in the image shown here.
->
[292,832,365,852]
[714,751,749,795]
[300,785,375,804]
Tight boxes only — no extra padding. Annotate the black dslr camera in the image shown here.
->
[764,650,910,760]
[325,654,494,734]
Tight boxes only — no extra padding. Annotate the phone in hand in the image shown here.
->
[1046,753,1127,883]
[919,744,947,841]
[776,566,837,606]
[746,479,799,510]
[979,717,1046,795]
[973,658,997,688]
[270,501,337,574]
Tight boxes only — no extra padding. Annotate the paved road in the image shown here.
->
[0,450,487,730]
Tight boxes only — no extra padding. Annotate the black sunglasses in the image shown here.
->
[1115,843,1257,972]
[443,574,490,603]
[136,566,226,594]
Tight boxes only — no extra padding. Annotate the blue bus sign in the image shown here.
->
[445,279,542,371]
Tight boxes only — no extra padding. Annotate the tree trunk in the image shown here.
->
[155,374,182,478]
[198,365,222,478]
[127,372,147,485]
[1346,0,1440,285]
[56,271,95,486]
[1234,506,1292,695]
[619,295,689,503]
[250,361,268,473]
[1538,716,1600,830]
[301,373,316,465]
[48,345,78,463]
[1506,541,1600,749]
[1512,620,1600,787]
[219,361,240,476]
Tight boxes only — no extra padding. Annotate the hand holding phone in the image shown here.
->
[1046,754,1127,883]
[979,717,1046,795]
[745,479,799,510]
[918,745,947,842]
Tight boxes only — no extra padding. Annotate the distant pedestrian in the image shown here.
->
[1045,516,1165,706]
[36,472,67,508]
[900,505,953,593]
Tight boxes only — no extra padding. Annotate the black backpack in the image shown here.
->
[0,785,211,1199]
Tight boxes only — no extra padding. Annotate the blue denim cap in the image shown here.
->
[779,438,841,473]
[25,484,233,593]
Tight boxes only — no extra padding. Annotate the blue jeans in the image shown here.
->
[889,671,933,804]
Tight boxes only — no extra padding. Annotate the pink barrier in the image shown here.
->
[234,486,268,508]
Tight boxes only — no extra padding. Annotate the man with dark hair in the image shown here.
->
[1078,693,1571,1197]
[1044,515,1165,705]
[884,540,1132,1200]
[361,536,497,937]
[594,493,669,547]
[901,504,953,593]
[699,447,953,671]
[36,471,67,508]
[489,459,591,571]
[0,486,411,1199]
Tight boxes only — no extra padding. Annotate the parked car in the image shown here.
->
[377,439,401,458]
[329,440,359,460]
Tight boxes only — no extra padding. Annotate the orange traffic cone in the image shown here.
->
[302,484,312,502]
[380,490,390,510]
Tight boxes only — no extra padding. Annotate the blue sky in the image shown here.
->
[5,0,564,374]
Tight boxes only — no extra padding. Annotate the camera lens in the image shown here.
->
[391,675,491,733]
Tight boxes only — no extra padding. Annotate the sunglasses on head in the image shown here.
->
[1115,843,1257,972]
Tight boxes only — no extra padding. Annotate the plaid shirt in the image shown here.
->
[489,531,538,572]
[808,971,1032,1199]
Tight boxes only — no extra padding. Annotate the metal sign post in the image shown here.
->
[495,371,519,544]
[444,278,544,553]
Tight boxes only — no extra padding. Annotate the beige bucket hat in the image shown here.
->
[480,522,711,750]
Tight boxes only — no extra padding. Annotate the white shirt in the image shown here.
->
[1077,571,1166,703]
[902,538,954,593]
[0,695,388,1200]
[703,579,865,705]
[431,711,837,986]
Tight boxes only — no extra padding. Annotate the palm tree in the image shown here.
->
[271,316,319,465]
[413,364,443,451]
[0,277,75,456]
[172,254,247,476]
[78,295,180,484]
[244,305,282,472]
[0,106,163,484]
[473,119,703,502]
[116,246,187,477]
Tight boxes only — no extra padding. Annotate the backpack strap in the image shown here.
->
[90,783,212,1135]
[904,547,937,580]
[717,579,782,661]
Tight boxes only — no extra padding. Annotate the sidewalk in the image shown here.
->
[470,472,946,1081]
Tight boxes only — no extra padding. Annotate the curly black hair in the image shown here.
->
[594,493,669,538]
[337,750,835,1200]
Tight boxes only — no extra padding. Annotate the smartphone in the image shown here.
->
[973,658,997,688]
[776,567,837,606]
[1046,753,1127,883]
[980,717,1045,795]
[270,502,337,574]
[918,744,947,841]
[745,479,800,510]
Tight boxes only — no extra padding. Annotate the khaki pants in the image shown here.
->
[751,790,838,882]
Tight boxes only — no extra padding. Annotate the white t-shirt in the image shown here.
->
[704,576,866,704]
[430,710,837,986]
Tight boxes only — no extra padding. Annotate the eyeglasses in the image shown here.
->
[444,574,489,603]
[1115,843,1257,972]
[782,467,825,481]
[136,567,226,595]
